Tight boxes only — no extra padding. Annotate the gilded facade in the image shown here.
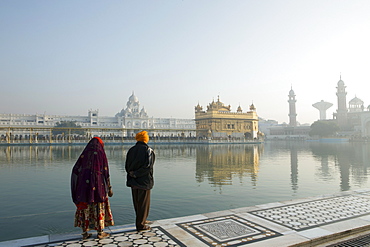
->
[195,96,259,139]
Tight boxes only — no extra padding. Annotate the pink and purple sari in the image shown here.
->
[71,137,114,231]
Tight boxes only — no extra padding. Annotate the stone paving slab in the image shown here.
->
[3,189,370,247]
[249,194,370,231]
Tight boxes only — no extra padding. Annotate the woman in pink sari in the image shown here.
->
[71,137,114,239]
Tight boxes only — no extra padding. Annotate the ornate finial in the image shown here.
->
[237,103,242,112]
[250,101,256,111]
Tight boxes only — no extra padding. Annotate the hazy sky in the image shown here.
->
[1,0,370,124]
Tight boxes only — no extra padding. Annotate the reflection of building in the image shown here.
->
[195,144,262,187]
[0,92,196,137]
[2,145,84,163]
[290,144,298,192]
[195,96,259,139]
[309,143,363,191]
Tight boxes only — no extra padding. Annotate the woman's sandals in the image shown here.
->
[97,231,111,239]
[82,232,92,240]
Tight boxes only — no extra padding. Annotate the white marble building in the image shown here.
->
[0,92,196,137]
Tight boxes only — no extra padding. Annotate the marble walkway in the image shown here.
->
[3,189,370,247]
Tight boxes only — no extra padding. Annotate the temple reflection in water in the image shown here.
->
[2,143,370,193]
[309,143,370,191]
[195,144,263,186]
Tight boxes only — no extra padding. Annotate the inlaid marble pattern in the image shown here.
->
[177,215,281,246]
[33,227,185,247]
[250,195,370,231]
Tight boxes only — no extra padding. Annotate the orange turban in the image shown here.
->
[135,131,149,143]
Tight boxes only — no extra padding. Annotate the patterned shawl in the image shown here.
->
[71,137,109,204]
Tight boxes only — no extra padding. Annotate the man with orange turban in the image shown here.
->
[125,131,155,231]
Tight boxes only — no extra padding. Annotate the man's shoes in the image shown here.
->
[137,225,151,231]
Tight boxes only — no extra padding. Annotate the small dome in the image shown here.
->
[337,75,345,86]
[349,96,364,105]
[129,92,139,103]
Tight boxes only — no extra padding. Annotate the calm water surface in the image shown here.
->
[1,141,370,242]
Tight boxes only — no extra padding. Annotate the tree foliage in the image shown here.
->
[52,121,85,136]
[309,120,339,137]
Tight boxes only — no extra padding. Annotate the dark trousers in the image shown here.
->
[131,188,151,230]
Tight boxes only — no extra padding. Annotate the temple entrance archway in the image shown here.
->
[244,132,252,139]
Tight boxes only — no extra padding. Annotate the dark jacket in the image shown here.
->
[125,141,155,190]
